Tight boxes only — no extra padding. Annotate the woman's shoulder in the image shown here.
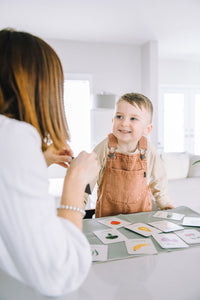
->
[0,116,43,169]
[0,115,41,146]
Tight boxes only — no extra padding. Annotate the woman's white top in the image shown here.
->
[0,115,91,296]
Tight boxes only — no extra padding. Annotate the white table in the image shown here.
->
[0,247,200,300]
[1,207,200,300]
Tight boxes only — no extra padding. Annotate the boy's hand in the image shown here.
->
[161,204,174,210]
[43,144,73,167]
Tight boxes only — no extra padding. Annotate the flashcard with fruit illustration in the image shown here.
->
[125,238,158,255]
[91,245,108,261]
[97,217,131,229]
[152,233,189,248]
[125,223,161,237]
[93,229,128,244]
[175,229,200,244]
[148,221,184,233]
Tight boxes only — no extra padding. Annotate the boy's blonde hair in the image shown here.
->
[117,93,153,123]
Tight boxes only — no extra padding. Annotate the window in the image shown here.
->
[63,74,92,156]
[159,87,200,154]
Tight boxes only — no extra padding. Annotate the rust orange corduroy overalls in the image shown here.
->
[95,133,152,218]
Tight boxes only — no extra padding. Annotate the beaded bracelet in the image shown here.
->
[58,204,86,218]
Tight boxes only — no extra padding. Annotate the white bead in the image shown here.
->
[58,205,85,217]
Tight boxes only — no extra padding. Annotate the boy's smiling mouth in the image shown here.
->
[119,129,132,134]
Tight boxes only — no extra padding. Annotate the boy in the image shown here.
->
[87,93,173,217]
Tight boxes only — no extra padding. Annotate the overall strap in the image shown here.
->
[138,136,147,150]
[108,133,118,148]
[108,133,118,158]
[138,136,147,160]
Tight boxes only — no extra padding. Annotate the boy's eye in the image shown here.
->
[116,115,122,119]
[131,117,137,121]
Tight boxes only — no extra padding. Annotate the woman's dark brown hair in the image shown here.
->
[0,28,69,151]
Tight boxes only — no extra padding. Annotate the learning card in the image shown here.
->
[175,229,200,244]
[182,217,200,227]
[93,228,128,244]
[153,211,185,221]
[125,223,161,237]
[148,220,184,232]
[125,238,158,255]
[91,245,108,261]
[152,233,189,249]
[97,217,131,229]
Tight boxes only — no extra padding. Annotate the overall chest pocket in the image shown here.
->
[105,168,147,204]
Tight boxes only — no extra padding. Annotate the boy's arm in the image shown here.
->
[148,142,174,210]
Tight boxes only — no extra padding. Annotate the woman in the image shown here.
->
[0,28,99,296]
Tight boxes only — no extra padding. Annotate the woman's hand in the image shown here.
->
[43,144,73,167]
[59,151,100,229]
[67,151,100,187]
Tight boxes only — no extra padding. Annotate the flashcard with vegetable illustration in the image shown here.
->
[125,238,158,255]
[153,211,185,221]
[125,223,161,237]
[91,245,108,261]
[176,229,200,244]
[152,233,189,248]
[93,229,128,244]
[97,217,131,229]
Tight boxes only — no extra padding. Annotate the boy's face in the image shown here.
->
[112,100,153,146]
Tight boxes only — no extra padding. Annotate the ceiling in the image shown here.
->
[1,0,200,61]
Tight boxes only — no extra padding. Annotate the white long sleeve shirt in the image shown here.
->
[0,115,91,296]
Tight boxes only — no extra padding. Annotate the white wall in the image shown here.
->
[45,39,144,178]
[159,59,200,86]
[46,39,141,97]
[141,41,159,146]
[45,39,160,157]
